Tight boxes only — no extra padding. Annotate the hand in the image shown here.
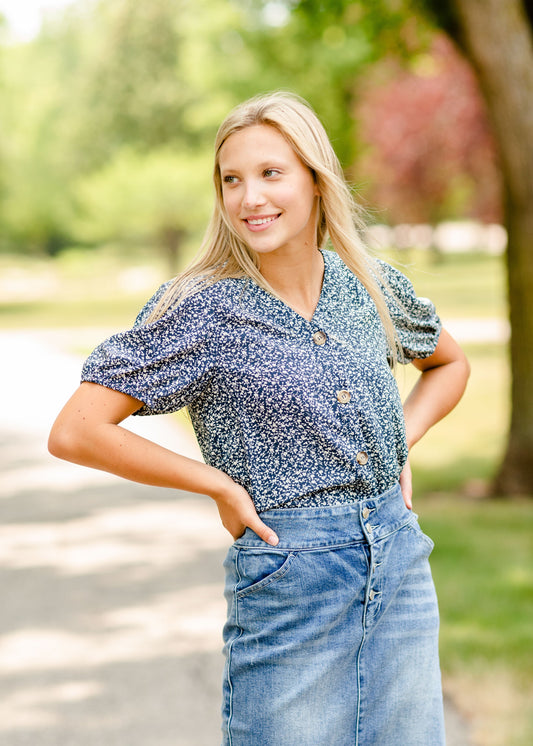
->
[400,457,413,510]
[215,480,279,546]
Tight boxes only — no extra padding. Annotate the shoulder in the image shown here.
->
[134,275,246,329]
[373,258,435,313]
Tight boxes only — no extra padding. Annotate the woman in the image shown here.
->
[49,92,470,745]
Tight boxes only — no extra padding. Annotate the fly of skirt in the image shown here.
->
[221,482,446,746]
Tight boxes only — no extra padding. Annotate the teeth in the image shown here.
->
[247,216,277,225]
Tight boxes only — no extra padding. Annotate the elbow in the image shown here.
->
[460,349,472,387]
[47,425,70,461]
[452,349,471,405]
[48,419,83,463]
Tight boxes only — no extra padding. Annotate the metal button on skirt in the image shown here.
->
[221,482,445,746]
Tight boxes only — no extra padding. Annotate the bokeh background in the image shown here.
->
[1,1,532,745]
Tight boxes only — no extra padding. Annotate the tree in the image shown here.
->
[419,0,533,493]
[355,34,502,225]
[74,148,212,273]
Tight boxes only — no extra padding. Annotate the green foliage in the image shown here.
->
[69,0,239,169]
[0,0,244,256]
[411,0,463,43]
[233,0,382,165]
[74,147,212,271]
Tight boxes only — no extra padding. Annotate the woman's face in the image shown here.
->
[218,124,320,258]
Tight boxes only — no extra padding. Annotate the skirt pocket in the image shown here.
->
[234,548,296,599]
[407,514,435,554]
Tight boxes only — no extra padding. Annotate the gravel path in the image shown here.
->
[0,328,474,745]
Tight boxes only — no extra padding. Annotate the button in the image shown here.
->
[336,390,351,403]
[366,523,373,534]
[369,589,376,601]
[362,507,370,520]
[356,451,369,465]
[312,330,327,346]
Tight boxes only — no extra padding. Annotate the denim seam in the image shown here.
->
[370,517,413,543]
[225,552,245,745]
[233,538,366,552]
[355,544,373,746]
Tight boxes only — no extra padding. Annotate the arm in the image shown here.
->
[400,328,470,507]
[48,382,279,545]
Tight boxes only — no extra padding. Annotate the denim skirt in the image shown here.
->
[221,483,445,746]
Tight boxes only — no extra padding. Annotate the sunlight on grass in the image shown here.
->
[1,248,505,327]
[384,249,505,319]
[419,495,533,745]
[398,342,509,493]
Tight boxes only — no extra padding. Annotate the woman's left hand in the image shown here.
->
[400,458,413,510]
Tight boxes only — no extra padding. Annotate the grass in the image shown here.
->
[0,246,168,329]
[383,249,506,319]
[417,494,533,746]
[0,247,505,327]
[399,341,509,493]
[3,247,532,743]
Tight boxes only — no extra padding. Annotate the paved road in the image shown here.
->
[0,329,473,745]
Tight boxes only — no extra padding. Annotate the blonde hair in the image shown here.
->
[147,91,398,358]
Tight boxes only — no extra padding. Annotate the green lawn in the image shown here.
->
[383,249,506,319]
[418,493,533,746]
[0,247,168,329]
[0,247,505,327]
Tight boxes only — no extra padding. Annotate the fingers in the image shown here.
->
[247,514,279,546]
[215,483,279,545]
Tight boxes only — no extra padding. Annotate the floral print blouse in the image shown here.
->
[82,250,441,511]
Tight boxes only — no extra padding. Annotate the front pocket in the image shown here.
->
[407,518,435,554]
[235,548,296,599]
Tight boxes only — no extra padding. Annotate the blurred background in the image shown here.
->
[0,1,531,745]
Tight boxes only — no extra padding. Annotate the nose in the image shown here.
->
[242,179,266,210]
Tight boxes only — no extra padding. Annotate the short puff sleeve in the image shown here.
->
[81,285,218,415]
[376,259,442,362]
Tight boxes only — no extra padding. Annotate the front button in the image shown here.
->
[369,589,376,601]
[312,330,327,346]
[336,389,351,404]
[362,507,371,520]
[356,451,369,465]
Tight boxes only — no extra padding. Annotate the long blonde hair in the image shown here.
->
[147,91,398,358]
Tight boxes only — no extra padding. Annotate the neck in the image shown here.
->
[258,245,324,321]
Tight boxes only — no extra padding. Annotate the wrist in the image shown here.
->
[208,467,237,503]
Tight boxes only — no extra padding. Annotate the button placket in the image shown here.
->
[366,542,383,616]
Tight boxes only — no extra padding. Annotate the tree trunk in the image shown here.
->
[159,226,185,276]
[450,0,533,494]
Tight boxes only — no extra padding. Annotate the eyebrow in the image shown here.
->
[219,159,287,174]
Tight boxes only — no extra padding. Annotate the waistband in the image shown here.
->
[234,482,413,550]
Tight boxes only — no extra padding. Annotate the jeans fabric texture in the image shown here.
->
[221,482,445,746]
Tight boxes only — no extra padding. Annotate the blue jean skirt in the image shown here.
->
[221,483,445,746]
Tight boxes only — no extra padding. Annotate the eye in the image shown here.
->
[222,175,238,184]
[263,168,281,178]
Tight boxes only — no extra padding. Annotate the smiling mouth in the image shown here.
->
[244,215,280,226]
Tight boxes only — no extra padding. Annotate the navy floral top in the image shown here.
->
[82,250,441,511]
